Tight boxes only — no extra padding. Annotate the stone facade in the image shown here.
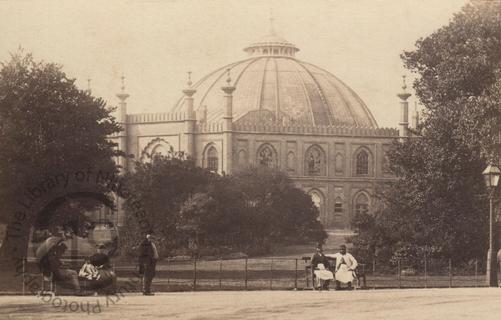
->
[107,30,409,230]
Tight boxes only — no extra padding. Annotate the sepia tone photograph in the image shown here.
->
[1,0,501,319]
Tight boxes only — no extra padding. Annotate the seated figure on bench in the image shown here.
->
[310,244,334,290]
[39,239,81,293]
[79,244,116,291]
[329,244,358,290]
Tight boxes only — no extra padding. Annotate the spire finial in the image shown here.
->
[402,75,407,91]
[87,78,92,92]
[120,74,126,92]
[269,8,276,35]
[187,71,193,87]
[225,68,231,85]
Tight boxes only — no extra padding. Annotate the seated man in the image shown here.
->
[79,244,116,290]
[310,244,334,290]
[330,244,358,290]
[41,241,81,293]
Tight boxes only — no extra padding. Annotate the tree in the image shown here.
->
[120,152,211,257]
[230,166,326,253]
[122,160,326,257]
[0,51,122,260]
[352,1,501,265]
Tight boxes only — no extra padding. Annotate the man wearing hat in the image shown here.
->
[138,234,159,295]
[310,244,333,290]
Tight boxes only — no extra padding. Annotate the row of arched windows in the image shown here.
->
[309,189,371,224]
[202,143,372,176]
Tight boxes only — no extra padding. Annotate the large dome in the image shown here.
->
[172,33,378,128]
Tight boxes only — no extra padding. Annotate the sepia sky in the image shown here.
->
[0,0,469,128]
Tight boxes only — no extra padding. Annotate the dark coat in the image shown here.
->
[311,252,331,270]
[138,239,157,277]
[90,253,111,269]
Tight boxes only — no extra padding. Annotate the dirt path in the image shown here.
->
[2,288,501,320]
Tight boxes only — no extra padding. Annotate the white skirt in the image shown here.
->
[335,264,354,283]
[314,269,334,280]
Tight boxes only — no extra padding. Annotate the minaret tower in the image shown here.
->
[397,75,411,138]
[116,75,129,228]
[411,101,420,130]
[182,72,197,158]
[221,69,236,174]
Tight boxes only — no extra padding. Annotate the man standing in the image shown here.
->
[138,234,159,295]
[330,244,358,290]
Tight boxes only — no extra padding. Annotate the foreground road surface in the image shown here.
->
[2,288,501,320]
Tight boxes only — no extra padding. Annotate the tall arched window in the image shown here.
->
[334,197,343,214]
[305,145,326,176]
[238,150,247,168]
[335,153,344,173]
[205,146,218,172]
[356,150,369,175]
[257,144,276,168]
[309,191,323,222]
[354,193,369,215]
[287,151,296,172]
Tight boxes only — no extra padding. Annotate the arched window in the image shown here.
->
[383,153,391,173]
[205,146,218,172]
[287,151,296,172]
[356,150,369,175]
[140,138,173,162]
[263,49,268,54]
[152,143,169,156]
[334,197,343,214]
[309,190,323,222]
[305,145,326,176]
[257,144,276,168]
[354,193,369,215]
[335,153,344,173]
[238,150,247,168]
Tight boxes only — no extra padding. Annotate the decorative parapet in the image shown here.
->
[127,112,186,124]
[232,122,398,137]
[196,122,224,133]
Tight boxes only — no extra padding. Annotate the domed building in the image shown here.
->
[110,29,413,230]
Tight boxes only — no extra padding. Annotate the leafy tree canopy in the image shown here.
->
[352,1,501,266]
[0,51,122,259]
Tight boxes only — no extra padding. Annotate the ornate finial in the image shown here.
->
[87,78,91,92]
[269,8,276,35]
[120,74,126,92]
[402,75,407,91]
[187,71,193,87]
[226,68,231,85]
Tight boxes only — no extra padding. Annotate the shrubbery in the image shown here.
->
[121,152,326,258]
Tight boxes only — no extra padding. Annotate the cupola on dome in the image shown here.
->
[172,29,378,128]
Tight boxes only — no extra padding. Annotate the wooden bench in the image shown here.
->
[302,256,366,289]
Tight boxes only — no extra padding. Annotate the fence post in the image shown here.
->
[244,258,248,290]
[397,260,401,289]
[22,258,26,296]
[219,258,223,289]
[166,259,170,289]
[193,258,197,291]
[372,258,376,290]
[294,259,298,290]
[475,259,478,288]
[448,258,452,288]
[305,259,309,288]
[270,259,273,290]
[362,263,366,288]
[424,250,428,289]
